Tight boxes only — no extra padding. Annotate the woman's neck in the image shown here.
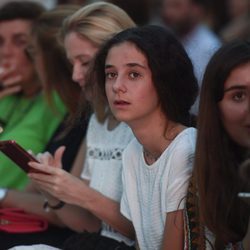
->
[131,116,186,164]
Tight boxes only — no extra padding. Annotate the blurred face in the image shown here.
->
[105,42,160,126]
[0,19,36,87]
[64,32,98,88]
[162,0,195,36]
[228,0,248,18]
[219,62,250,148]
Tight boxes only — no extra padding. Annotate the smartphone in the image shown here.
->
[0,140,41,173]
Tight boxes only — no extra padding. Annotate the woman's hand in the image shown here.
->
[0,65,22,99]
[28,146,87,206]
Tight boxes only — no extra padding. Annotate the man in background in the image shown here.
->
[162,0,221,114]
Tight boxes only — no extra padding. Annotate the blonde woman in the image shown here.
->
[25,2,136,250]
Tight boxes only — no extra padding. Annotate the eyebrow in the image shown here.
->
[105,62,147,70]
[224,85,246,92]
[13,33,29,39]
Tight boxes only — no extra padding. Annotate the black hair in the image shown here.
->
[0,1,45,22]
[93,25,198,126]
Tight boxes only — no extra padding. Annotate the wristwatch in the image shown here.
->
[0,188,7,201]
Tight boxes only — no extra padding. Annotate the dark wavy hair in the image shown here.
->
[92,25,198,126]
[194,40,250,248]
[0,1,44,22]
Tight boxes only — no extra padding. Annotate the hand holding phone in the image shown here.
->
[0,140,44,173]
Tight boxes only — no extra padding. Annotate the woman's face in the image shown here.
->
[64,32,98,88]
[219,62,250,148]
[105,41,160,126]
[0,20,37,88]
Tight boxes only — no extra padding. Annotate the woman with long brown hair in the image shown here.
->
[186,41,250,249]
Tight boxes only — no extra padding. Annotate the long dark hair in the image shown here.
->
[194,41,250,247]
[92,25,198,125]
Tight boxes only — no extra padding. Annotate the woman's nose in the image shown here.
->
[112,76,126,93]
[72,63,84,85]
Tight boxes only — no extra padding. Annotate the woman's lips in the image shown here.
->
[113,100,130,107]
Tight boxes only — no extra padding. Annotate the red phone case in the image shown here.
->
[0,140,39,173]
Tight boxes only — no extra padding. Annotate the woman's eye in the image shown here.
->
[232,91,246,102]
[15,39,29,48]
[105,72,117,79]
[81,61,89,67]
[129,72,141,79]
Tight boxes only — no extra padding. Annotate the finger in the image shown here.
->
[39,151,53,165]
[36,153,43,162]
[54,146,66,168]
[28,161,53,175]
[2,75,22,88]
[0,64,17,78]
[27,149,34,156]
[0,85,22,98]
[28,168,57,183]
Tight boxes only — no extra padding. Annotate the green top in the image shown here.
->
[0,92,66,190]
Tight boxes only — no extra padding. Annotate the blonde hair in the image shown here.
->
[59,2,135,122]
[60,1,135,47]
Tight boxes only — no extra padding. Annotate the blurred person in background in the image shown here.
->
[0,0,57,10]
[204,0,230,35]
[0,1,66,190]
[161,0,221,115]
[0,4,89,249]
[220,0,250,42]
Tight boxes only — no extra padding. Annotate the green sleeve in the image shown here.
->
[0,92,66,190]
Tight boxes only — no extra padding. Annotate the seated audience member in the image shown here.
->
[10,2,136,250]
[92,25,198,249]
[0,5,89,249]
[220,0,250,42]
[161,0,221,115]
[185,41,250,249]
[0,1,66,189]
[29,4,87,172]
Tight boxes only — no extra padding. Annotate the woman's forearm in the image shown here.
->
[74,187,135,240]
[1,189,64,226]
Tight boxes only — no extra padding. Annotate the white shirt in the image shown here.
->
[182,24,221,114]
[81,114,134,245]
[121,128,197,250]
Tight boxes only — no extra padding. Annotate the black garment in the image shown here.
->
[46,114,89,171]
[0,225,75,250]
[63,231,135,250]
